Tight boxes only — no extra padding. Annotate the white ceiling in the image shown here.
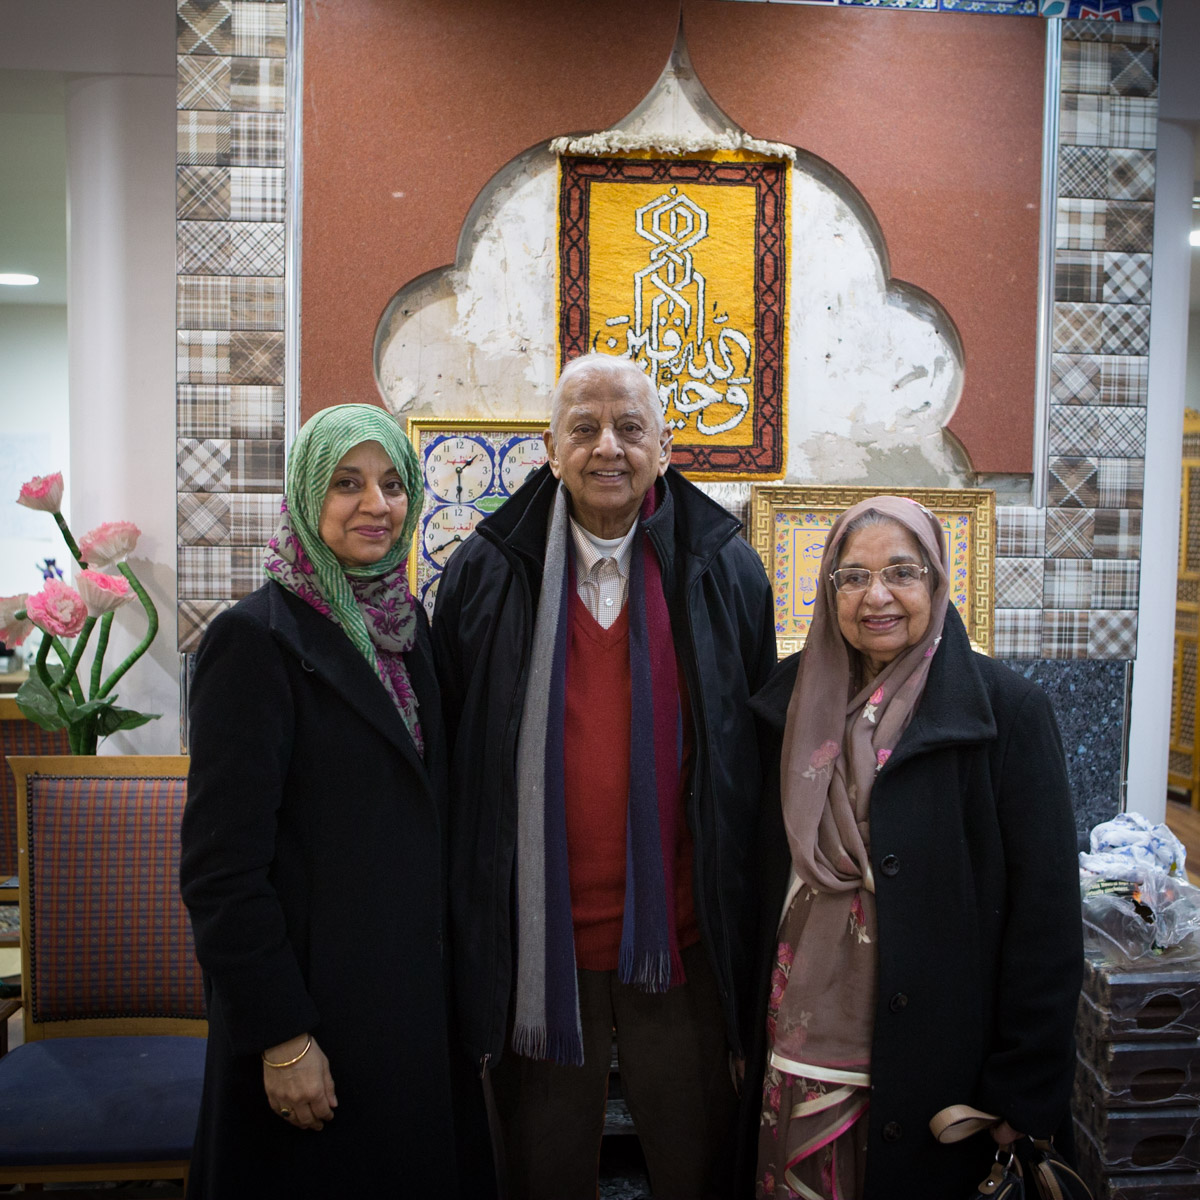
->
[0,69,66,306]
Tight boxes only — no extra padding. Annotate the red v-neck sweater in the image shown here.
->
[563,589,699,971]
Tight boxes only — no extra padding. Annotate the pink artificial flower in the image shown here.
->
[16,472,64,513]
[0,594,33,648]
[876,748,892,769]
[809,740,840,771]
[79,521,141,566]
[76,569,133,616]
[25,579,87,638]
[869,685,884,705]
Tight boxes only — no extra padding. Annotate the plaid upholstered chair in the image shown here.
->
[0,755,207,1190]
[0,698,71,902]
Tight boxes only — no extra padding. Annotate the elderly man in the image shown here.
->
[433,353,776,1198]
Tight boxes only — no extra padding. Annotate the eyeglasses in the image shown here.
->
[830,563,928,594]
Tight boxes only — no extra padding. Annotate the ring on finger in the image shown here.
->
[278,1107,292,1118]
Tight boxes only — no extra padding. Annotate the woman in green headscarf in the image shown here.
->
[181,405,489,1197]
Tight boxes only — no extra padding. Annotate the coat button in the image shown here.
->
[883,1121,903,1142]
[300,659,315,672]
[880,854,900,877]
[889,992,908,1012]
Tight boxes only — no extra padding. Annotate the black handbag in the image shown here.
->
[1025,1137,1092,1200]
[967,1149,1025,1200]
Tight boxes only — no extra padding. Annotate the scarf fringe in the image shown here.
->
[512,1022,585,1068]
[619,947,678,994]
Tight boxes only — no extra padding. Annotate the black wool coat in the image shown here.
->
[739,607,1083,1199]
[180,582,488,1199]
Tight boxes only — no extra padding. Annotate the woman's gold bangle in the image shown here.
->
[262,1035,312,1069]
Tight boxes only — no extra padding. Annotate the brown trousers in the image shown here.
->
[489,942,739,1200]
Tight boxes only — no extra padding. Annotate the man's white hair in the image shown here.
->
[548,353,665,437]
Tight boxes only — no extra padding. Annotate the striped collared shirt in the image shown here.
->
[569,517,637,629]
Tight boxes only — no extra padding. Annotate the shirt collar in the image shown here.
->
[569,515,638,580]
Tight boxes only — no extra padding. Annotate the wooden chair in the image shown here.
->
[0,755,207,1190]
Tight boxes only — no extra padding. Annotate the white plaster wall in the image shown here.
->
[0,305,70,598]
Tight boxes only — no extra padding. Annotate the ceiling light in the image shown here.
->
[0,273,38,286]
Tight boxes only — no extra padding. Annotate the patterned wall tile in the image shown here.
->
[178,275,231,329]
[1045,508,1095,558]
[1110,96,1157,149]
[177,54,230,110]
[1054,303,1104,353]
[1056,199,1106,250]
[178,220,232,274]
[1092,560,1140,608]
[1059,94,1110,146]
[177,330,230,383]
[231,167,285,220]
[231,277,284,329]
[995,558,1044,609]
[1096,458,1144,508]
[231,547,264,598]
[178,599,233,654]
[1059,146,1107,198]
[1045,559,1093,608]
[231,57,285,111]
[232,2,287,57]
[178,546,232,599]
[1109,43,1157,97]
[1104,202,1154,252]
[230,222,285,274]
[1051,354,1101,405]
[1055,251,1104,303]
[1093,508,1141,558]
[1088,610,1138,658]
[1099,354,1148,405]
[1095,406,1146,457]
[178,492,232,546]
[230,494,281,544]
[1062,40,1109,94]
[178,165,231,220]
[231,112,285,168]
[1108,148,1154,200]
[996,507,1045,558]
[177,111,231,165]
[1048,457,1099,508]
[1049,405,1099,456]
[994,609,1042,659]
[1101,304,1150,355]
[230,439,285,490]
[178,384,231,437]
[1102,252,1151,303]
[231,386,284,438]
[230,331,284,383]
[178,438,232,493]
[178,1,233,56]
[1042,610,1090,659]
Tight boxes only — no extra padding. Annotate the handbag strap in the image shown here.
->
[930,1104,1003,1144]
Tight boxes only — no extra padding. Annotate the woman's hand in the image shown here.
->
[990,1121,1023,1147]
[261,1033,338,1131]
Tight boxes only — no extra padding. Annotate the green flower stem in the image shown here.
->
[53,511,87,567]
[49,636,86,705]
[89,612,114,698]
[51,616,96,694]
[32,633,74,745]
[98,563,158,699]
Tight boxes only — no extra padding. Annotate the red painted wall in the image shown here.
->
[302,0,1044,473]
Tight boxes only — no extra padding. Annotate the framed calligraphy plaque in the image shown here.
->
[406,418,548,618]
[558,152,788,479]
[749,485,995,658]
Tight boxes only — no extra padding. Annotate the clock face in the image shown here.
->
[421,575,440,621]
[424,436,494,504]
[498,436,547,496]
[422,504,483,566]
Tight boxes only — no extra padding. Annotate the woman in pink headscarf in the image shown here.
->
[742,496,1082,1200]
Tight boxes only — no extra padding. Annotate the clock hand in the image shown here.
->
[430,533,465,555]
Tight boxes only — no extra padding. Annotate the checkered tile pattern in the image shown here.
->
[178,220,232,274]
[1093,508,1141,558]
[233,3,287,57]
[177,330,230,383]
[1045,560,1093,609]
[178,384,231,437]
[231,277,284,329]
[230,331,284,383]
[1049,406,1098,456]
[1088,610,1138,659]
[1097,458,1144,508]
[996,507,1045,558]
[177,111,231,165]
[179,546,232,599]
[178,438,232,492]
[1054,303,1104,354]
[1055,251,1104,303]
[178,165,230,220]
[231,167,284,220]
[231,547,264,598]
[1110,97,1157,150]
[995,558,1044,609]
[1051,354,1101,405]
[1100,354,1148,405]
[1059,94,1110,147]
[1103,253,1151,303]
[231,112,285,167]
[230,222,285,274]
[230,494,282,544]
[1059,146,1107,198]
[1042,610,1090,659]
[1110,44,1157,97]
[994,610,1043,660]
[178,491,232,545]
[1063,40,1109,94]
[177,54,230,110]
[1095,406,1146,457]
[0,721,70,878]
[178,599,234,653]
[178,1,233,56]
[1046,508,1095,559]
[229,439,285,490]
[1049,458,1099,508]
[1057,199,1106,250]
[232,57,285,111]
[1108,148,1154,200]
[1092,560,1140,608]
[231,385,284,438]
[1101,304,1150,356]
[177,275,231,329]
[25,774,205,1023]
[1105,202,1154,252]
